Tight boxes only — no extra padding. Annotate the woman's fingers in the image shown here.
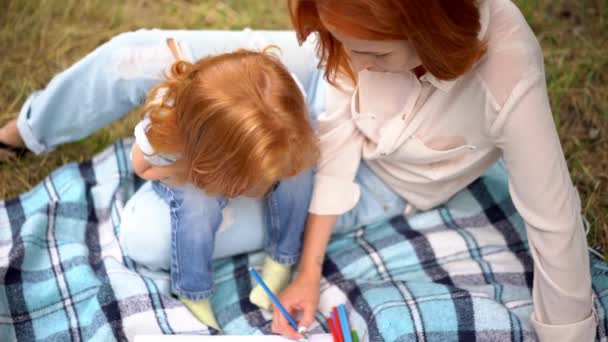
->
[271,303,287,332]
[271,302,302,339]
[297,302,317,331]
[271,277,321,339]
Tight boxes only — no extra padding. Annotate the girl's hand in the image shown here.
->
[131,143,187,182]
[271,272,321,339]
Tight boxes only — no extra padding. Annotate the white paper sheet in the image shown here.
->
[134,334,333,342]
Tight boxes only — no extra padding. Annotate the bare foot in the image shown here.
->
[0,118,26,160]
[0,148,15,158]
[0,118,25,147]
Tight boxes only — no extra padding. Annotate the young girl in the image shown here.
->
[122,41,319,330]
[274,0,596,341]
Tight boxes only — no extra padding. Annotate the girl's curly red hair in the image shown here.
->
[142,49,319,197]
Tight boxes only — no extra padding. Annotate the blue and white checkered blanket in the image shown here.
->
[1,139,607,341]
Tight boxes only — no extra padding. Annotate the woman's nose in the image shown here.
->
[350,54,375,72]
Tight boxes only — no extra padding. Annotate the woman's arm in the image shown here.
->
[272,77,363,339]
[298,214,338,277]
[272,214,336,340]
[490,71,596,341]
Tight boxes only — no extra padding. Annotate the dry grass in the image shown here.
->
[0,0,290,196]
[0,0,606,256]
[516,0,607,255]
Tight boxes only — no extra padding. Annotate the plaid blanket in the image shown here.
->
[1,139,607,342]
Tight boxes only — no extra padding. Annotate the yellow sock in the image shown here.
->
[249,256,291,311]
[179,297,220,331]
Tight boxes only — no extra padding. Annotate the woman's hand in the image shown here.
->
[272,214,336,339]
[271,272,321,339]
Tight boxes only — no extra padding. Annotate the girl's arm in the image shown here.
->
[131,143,153,178]
[131,143,183,181]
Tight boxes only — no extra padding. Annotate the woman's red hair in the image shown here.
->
[289,0,486,84]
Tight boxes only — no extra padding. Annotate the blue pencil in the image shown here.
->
[338,305,353,342]
[248,267,299,331]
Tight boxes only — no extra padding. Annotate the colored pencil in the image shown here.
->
[248,268,298,330]
[338,305,352,342]
[327,317,338,342]
[331,309,344,342]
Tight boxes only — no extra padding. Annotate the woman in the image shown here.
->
[272,0,595,341]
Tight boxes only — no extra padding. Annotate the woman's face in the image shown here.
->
[322,22,422,73]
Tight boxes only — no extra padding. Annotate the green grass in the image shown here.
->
[1,0,606,256]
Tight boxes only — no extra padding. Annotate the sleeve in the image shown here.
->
[308,79,365,215]
[134,117,156,156]
[488,72,597,341]
[133,116,179,167]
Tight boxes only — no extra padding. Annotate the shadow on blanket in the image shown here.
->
[1,139,606,342]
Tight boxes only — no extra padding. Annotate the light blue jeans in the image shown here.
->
[151,170,313,300]
[16,28,407,297]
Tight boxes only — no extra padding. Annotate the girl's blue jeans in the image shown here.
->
[151,173,313,300]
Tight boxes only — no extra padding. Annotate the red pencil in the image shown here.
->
[327,317,339,342]
[332,307,344,342]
